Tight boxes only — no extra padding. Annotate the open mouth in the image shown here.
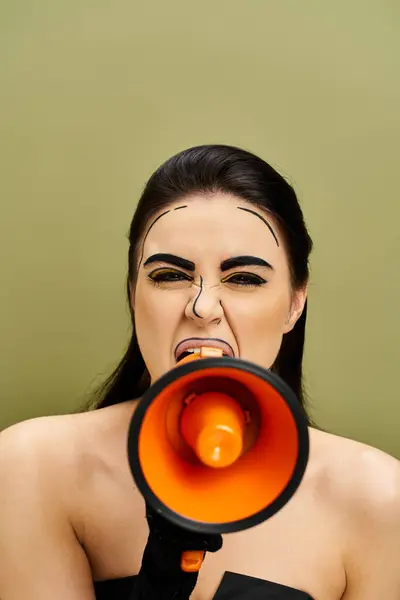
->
[176,348,230,362]
[174,338,235,363]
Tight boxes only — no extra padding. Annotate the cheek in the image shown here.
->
[224,288,291,365]
[135,285,172,340]
[133,284,185,374]
[226,288,290,329]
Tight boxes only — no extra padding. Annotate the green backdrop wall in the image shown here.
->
[1,1,399,458]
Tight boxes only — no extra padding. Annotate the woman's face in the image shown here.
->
[132,194,307,384]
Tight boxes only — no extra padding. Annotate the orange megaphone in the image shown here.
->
[127,349,309,570]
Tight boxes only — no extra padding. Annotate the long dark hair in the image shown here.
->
[92,145,313,420]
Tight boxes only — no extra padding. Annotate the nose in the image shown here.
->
[185,277,223,326]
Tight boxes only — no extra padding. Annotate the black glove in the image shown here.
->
[130,502,223,599]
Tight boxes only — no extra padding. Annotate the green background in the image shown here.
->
[1,1,399,458]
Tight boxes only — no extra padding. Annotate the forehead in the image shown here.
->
[141,195,284,262]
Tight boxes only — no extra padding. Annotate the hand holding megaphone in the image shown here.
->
[133,501,222,599]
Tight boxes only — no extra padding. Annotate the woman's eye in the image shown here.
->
[148,269,192,284]
[222,272,267,287]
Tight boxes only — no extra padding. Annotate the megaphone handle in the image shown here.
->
[132,503,223,599]
[133,538,200,599]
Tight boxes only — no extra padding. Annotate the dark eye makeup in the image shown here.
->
[147,268,192,284]
[147,268,267,288]
[221,271,267,287]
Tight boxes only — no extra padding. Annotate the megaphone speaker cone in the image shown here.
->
[127,356,309,535]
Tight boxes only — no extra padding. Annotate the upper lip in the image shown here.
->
[174,338,235,362]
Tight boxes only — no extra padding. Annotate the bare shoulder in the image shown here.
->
[1,413,87,478]
[0,402,135,502]
[0,414,79,477]
[0,413,100,598]
[0,405,138,598]
[0,412,82,453]
[310,428,400,597]
[310,427,400,510]
[0,414,86,529]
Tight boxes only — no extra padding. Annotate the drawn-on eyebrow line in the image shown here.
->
[143,253,273,272]
[137,206,188,271]
[137,210,171,270]
[237,207,279,246]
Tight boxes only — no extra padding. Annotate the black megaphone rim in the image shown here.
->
[127,356,310,534]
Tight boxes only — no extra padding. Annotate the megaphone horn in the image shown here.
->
[127,348,309,570]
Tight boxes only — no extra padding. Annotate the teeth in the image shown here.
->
[177,346,230,362]
[176,348,202,362]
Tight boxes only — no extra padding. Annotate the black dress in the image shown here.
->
[94,571,314,599]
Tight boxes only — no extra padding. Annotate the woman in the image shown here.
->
[0,145,399,600]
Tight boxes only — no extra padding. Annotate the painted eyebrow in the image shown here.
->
[143,253,195,271]
[143,253,273,272]
[220,256,274,271]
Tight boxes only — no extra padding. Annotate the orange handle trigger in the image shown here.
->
[181,550,205,572]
